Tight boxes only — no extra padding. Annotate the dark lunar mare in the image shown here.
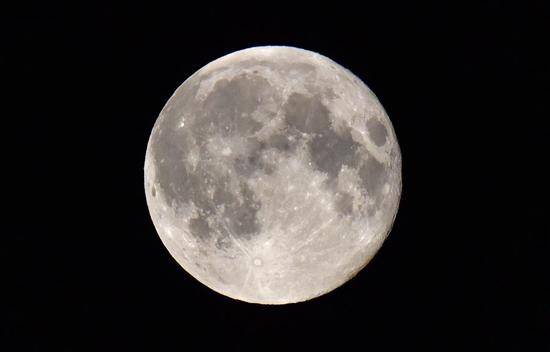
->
[359,156,388,215]
[283,92,363,179]
[366,118,388,146]
[281,92,391,216]
[152,73,274,242]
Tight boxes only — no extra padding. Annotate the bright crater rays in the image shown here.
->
[144,46,401,304]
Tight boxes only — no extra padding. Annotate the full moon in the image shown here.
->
[144,46,401,304]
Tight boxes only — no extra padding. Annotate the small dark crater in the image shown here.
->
[151,185,156,197]
[284,93,331,134]
[366,118,388,146]
[309,128,361,178]
[334,192,354,216]
[189,216,212,240]
[248,154,259,166]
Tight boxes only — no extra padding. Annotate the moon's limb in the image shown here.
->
[144,46,401,304]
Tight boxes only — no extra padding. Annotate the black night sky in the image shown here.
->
[8,1,549,351]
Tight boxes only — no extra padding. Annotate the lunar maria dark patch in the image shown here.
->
[366,118,388,146]
[266,132,297,153]
[283,93,362,180]
[309,127,361,179]
[359,155,388,207]
[334,192,354,216]
[196,73,274,137]
[284,93,331,134]
[224,182,262,239]
[189,216,212,240]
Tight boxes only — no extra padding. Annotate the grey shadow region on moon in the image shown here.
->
[144,46,401,304]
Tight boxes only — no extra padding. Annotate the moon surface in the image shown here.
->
[144,46,401,304]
